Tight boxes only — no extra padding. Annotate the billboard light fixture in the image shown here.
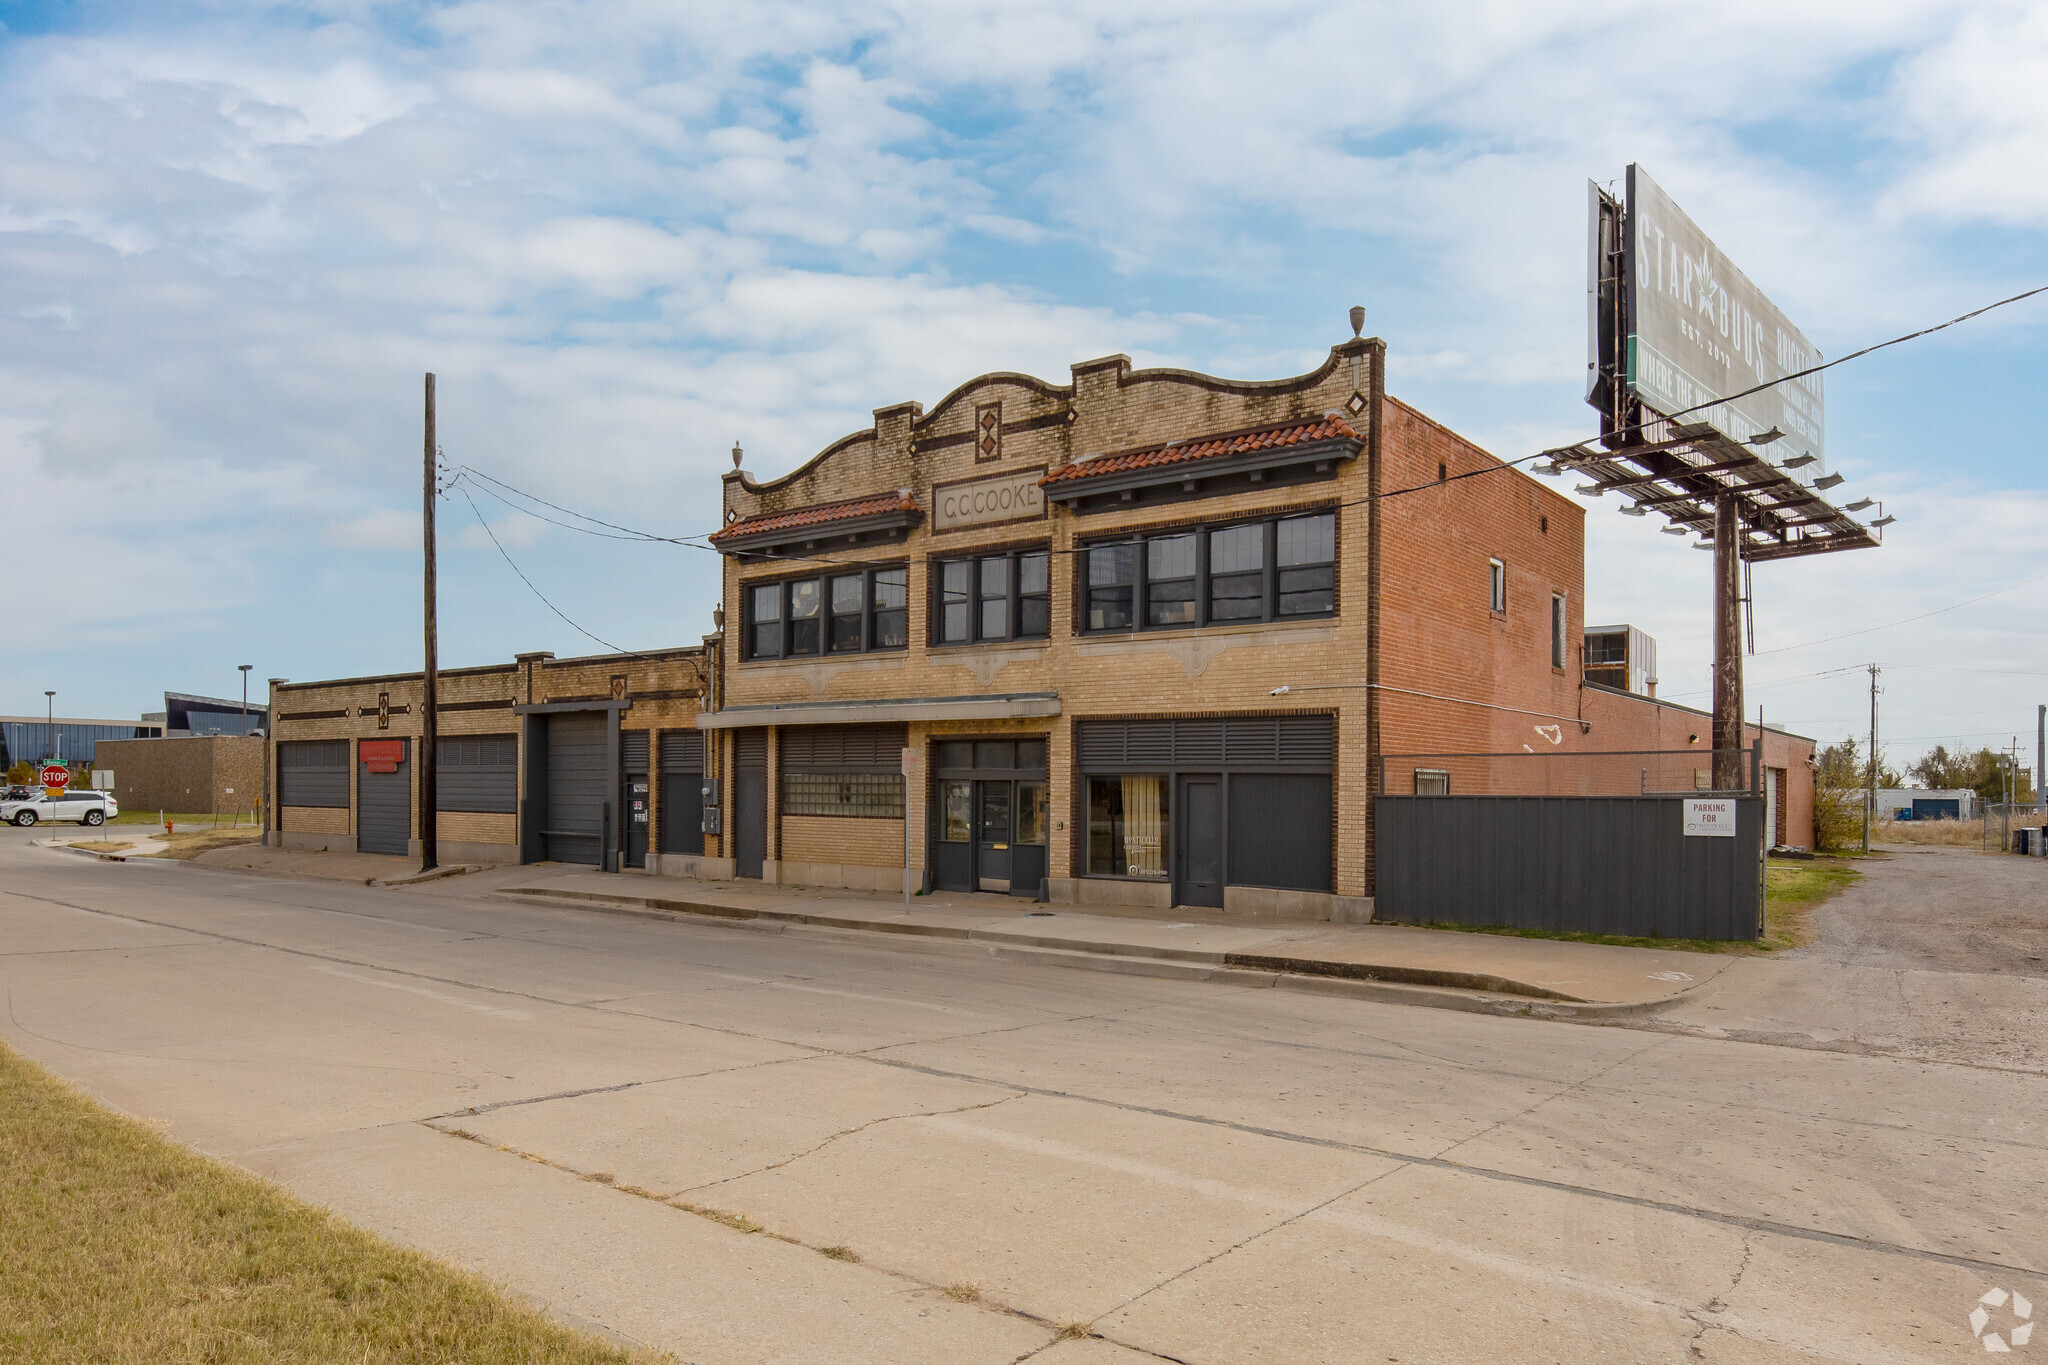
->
[1619,504,1647,516]
[1871,514,1896,529]
[1661,525,1692,536]
[1780,454,1817,469]
[1747,426,1785,446]
[1844,498,1875,512]
[1813,472,1846,490]
[1692,540,1714,550]
[1575,483,1605,496]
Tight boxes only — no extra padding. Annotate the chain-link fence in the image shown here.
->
[1378,746,1762,798]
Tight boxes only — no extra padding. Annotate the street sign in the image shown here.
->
[901,746,917,777]
[40,765,69,790]
[1683,798,1735,837]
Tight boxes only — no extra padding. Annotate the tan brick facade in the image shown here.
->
[94,735,264,820]
[267,647,709,864]
[707,336,1818,914]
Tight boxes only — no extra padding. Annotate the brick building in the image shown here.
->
[265,648,709,865]
[94,734,264,819]
[702,330,1816,918]
[262,326,1815,917]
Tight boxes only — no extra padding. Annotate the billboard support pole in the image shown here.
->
[1712,496,1745,789]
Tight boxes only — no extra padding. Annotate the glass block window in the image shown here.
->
[780,772,905,818]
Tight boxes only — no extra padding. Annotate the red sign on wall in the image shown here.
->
[359,740,405,774]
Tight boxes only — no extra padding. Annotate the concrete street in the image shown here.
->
[3,829,2044,1363]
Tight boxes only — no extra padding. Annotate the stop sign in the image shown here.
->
[40,765,69,790]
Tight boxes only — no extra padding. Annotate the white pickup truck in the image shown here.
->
[4,790,120,827]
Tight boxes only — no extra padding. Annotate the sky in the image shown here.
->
[2,0,2045,771]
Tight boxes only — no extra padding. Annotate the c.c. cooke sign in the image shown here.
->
[933,469,1044,531]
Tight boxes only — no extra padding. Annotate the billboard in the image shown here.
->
[1591,165,1826,471]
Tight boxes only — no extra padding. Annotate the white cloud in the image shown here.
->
[328,508,417,550]
[0,0,2040,746]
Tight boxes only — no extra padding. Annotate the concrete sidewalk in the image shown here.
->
[164,843,1733,1013]
[493,871,1732,1014]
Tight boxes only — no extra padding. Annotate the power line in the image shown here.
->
[1555,281,2048,456]
[1752,568,2048,656]
[453,484,696,670]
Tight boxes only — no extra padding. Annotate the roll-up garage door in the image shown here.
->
[659,730,704,856]
[278,740,349,808]
[358,740,411,856]
[543,711,608,865]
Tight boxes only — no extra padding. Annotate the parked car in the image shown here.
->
[4,784,36,802]
[3,789,120,827]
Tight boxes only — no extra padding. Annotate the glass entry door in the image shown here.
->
[975,782,1012,891]
[928,737,1050,897]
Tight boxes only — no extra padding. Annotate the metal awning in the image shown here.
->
[698,692,1060,729]
[1548,420,1879,562]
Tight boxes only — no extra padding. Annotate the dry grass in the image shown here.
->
[146,827,265,861]
[943,1282,982,1304]
[1872,814,2044,849]
[1055,1320,1094,1340]
[67,840,134,853]
[0,1038,670,1364]
[667,1201,764,1235]
[818,1245,861,1263]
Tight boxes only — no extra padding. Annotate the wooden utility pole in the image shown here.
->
[1863,663,1880,854]
[1711,496,1745,789]
[421,373,440,873]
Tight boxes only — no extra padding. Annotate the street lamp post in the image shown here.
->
[44,690,54,767]
[239,665,252,736]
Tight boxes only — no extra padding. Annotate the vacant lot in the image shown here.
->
[0,1039,664,1364]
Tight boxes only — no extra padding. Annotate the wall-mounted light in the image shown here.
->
[1269,685,1292,696]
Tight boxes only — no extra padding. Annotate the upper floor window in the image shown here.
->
[933,549,1050,645]
[1488,558,1507,614]
[1083,511,1336,634]
[1551,593,1568,668]
[746,565,907,660]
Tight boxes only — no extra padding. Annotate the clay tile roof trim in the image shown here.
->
[709,491,922,543]
[1040,413,1362,487]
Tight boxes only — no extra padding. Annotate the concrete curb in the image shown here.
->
[374,864,485,888]
[491,886,1696,1021]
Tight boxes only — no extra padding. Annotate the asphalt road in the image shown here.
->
[3,829,2043,1363]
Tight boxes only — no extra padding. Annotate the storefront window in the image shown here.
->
[1088,776,1169,879]
[1016,781,1048,844]
[940,780,971,842]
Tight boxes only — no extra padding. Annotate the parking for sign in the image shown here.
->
[1684,798,1735,837]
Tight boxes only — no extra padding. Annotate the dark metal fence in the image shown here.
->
[1375,746,1765,941]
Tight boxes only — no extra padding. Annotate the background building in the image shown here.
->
[93,735,263,817]
[1,714,163,769]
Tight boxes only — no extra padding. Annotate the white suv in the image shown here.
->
[4,790,120,827]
